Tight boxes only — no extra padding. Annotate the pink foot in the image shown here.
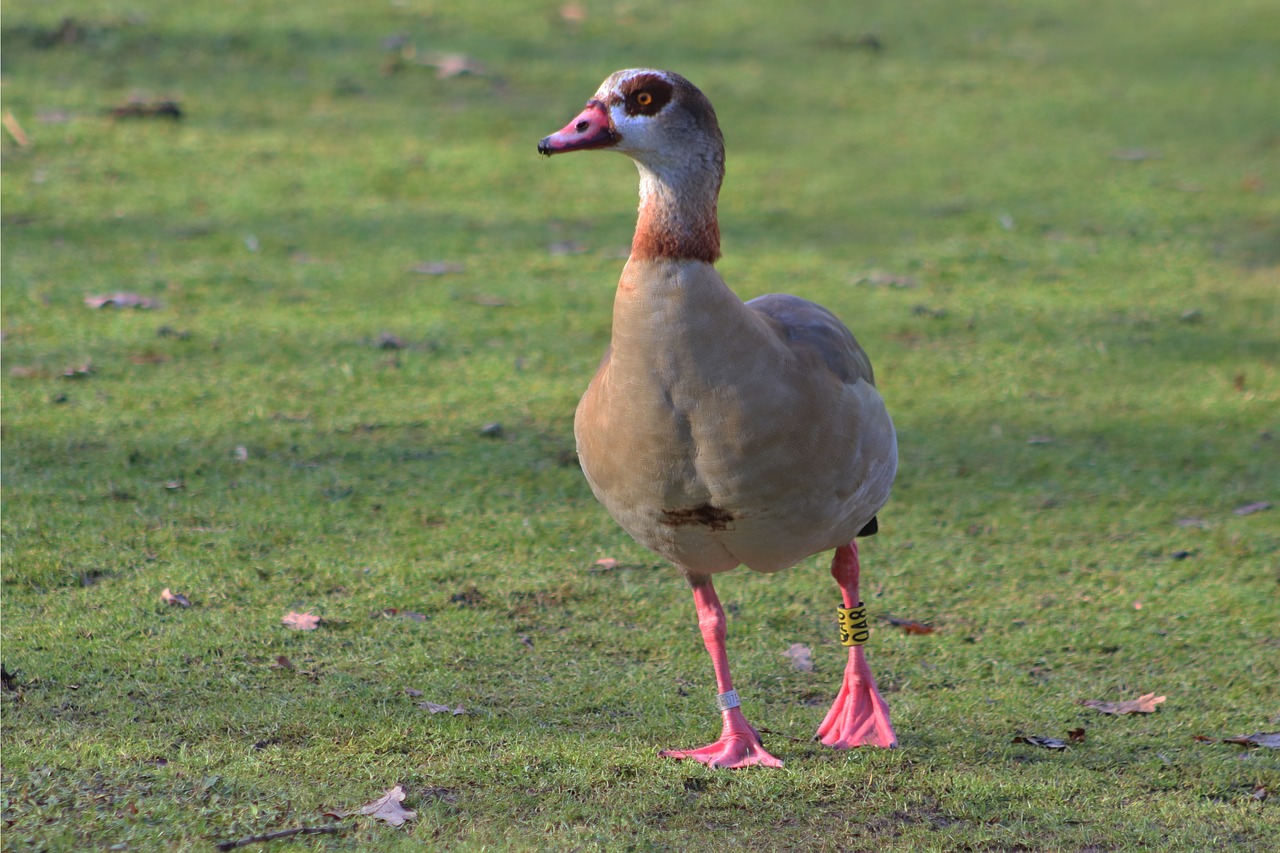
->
[660,709,784,769]
[816,646,897,748]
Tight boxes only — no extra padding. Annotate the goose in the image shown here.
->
[538,69,899,768]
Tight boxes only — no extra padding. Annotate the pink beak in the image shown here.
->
[538,100,617,155]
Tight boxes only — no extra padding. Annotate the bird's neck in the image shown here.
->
[630,158,722,265]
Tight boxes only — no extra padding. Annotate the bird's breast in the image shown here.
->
[572,259,896,575]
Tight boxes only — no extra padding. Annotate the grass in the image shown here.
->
[2,0,1278,849]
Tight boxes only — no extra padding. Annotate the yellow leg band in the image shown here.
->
[838,604,869,646]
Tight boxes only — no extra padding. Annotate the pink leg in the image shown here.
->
[816,542,898,748]
[659,576,783,768]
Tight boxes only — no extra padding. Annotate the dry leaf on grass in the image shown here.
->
[418,701,466,715]
[282,611,321,630]
[324,785,416,827]
[1080,692,1165,715]
[1012,735,1068,750]
[84,292,160,309]
[160,588,191,607]
[1195,731,1280,749]
[109,100,182,120]
[1067,727,1086,743]
[1223,732,1280,749]
[357,785,417,826]
[885,615,935,635]
[784,643,814,672]
[1233,501,1271,516]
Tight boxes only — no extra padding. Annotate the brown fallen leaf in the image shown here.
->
[404,687,424,697]
[592,557,620,571]
[61,362,94,379]
[1080,692,1165,715]
[1223,732,1280,749]
[84,292,160,309]
[109,99,182,120]
[358,785,416,826]
[378,608,427,622]
[885,615,935,635]
[418,701,466,715]
[160,588,192,607]
[1012,735,1068,750]
[374,332,406,350]
[325,785,417,827]
[784,643,814,672]
[271,656,295,671]
[1067,727,1086,743]
[1233,501,1271,516]
[282,611,321,630]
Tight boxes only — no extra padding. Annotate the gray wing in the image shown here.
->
[745,293,876,387]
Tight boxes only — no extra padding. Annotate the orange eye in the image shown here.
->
[636,92,653,107]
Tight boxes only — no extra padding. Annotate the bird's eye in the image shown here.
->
[636,92,653,107]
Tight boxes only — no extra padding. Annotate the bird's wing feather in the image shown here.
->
[745,293,876,387]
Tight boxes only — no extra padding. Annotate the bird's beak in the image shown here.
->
[538,100,617,155]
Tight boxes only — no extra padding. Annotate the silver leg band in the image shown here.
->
[716,689,741,711]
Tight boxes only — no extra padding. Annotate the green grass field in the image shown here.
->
[3,1,1278,849]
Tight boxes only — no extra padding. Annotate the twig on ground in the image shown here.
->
[214,825,342,851]
[756,727,808,743]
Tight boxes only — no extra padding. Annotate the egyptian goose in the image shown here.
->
[539,69,898,768]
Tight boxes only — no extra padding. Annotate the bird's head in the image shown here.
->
[538,69,723,174]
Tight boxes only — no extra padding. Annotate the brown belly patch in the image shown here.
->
[659,503,736,531]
